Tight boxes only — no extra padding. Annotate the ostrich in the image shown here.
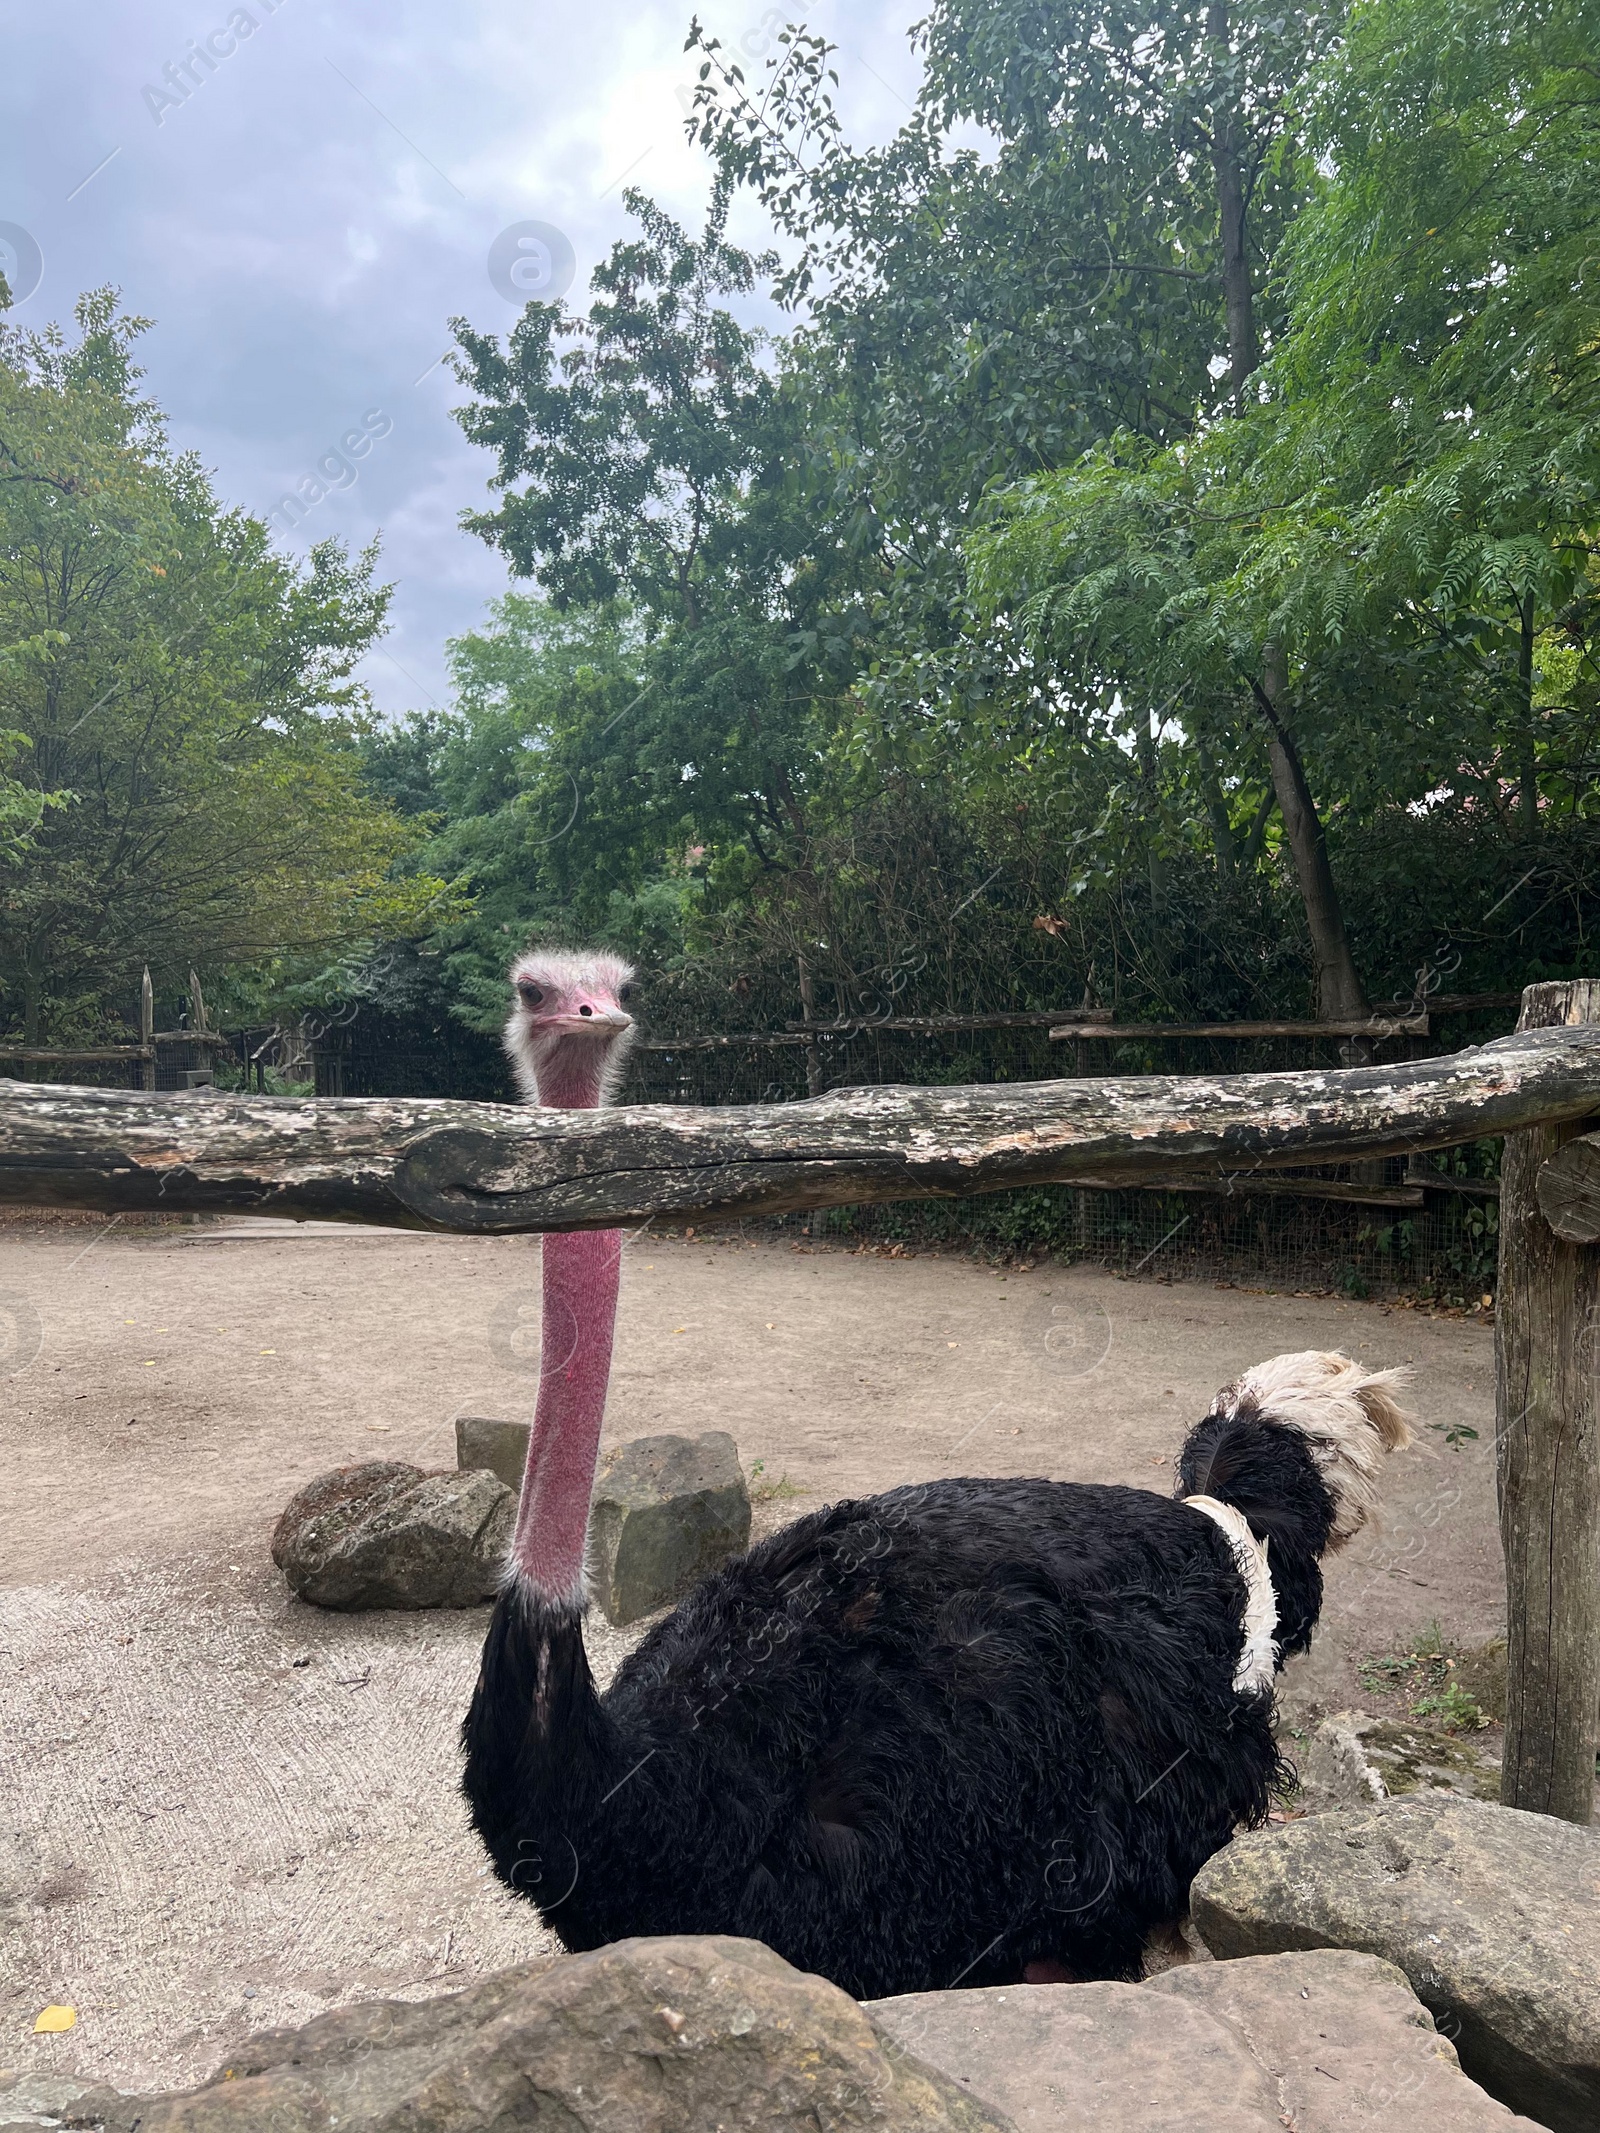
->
[464,948,1412,1998]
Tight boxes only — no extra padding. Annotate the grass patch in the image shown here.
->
[747,1459,806,1503]
[1356,1620,1493,1732]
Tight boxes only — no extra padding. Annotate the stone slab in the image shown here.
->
[1191,1793,1599,2132]
[1299,1708,1500,1809]
[869,1980,1282,2131]
[1150,1947,1545,2129]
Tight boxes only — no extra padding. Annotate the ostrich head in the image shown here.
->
[504,948,638,1111]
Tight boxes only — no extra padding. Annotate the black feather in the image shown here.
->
[463,1413,1344,2000]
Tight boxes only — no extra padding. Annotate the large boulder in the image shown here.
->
[271,1460,513,1610]
[589,1431,751,1626]
[82,1938,1011,2133]
[870,1948,1535,2132]
[25,1942,1537,2133]
[1191,1792,1600,2132]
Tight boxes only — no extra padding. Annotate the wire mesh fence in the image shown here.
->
[787,1165,1501,1305]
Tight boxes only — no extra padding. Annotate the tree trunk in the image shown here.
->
[1255,643,1369,1021]
[1498,981,1600,1824]
[140,967,156,1095]
[796,955,824,1100]
[1198,744,1239,875]
[21,935,45,1048]
[1206,8,1369,1037]
[797,953,825,1237]
[1135,716,1168,909]
[1207,0,1259,410]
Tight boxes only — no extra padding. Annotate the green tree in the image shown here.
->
[0,292,447,1042]
[968,0,1600,1014]
[679,0,1348,1012]
[361,596,664,1032]
[449,186,884,979]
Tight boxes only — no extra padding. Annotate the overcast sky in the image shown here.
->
[3,0,924,715]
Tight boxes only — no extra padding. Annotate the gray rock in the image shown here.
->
[1191,1792,1600,2132]
[453,1414,530,1493]
[101,1938,1012,2133]
[0,2075,126,2133]
[870,1980,1281,2130]
[589,1431,751,1626]
[1301,1709,1391,1807]
[870,1950,1538,2132]
[271,1460,513,1610]
[1149,1948,1545,2130]
[1299,1708,1500,1809]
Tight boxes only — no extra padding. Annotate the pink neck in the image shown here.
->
[509,1037,620,1604]
[532,1038,609,1110]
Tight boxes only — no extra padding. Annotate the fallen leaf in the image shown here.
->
[34,2006,76,2034]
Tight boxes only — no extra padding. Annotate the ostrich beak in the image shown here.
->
[550,1004,633,1035]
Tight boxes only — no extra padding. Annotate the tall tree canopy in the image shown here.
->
[389,0,1599,1050]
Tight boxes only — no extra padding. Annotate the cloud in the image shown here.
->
[5,0,924,714]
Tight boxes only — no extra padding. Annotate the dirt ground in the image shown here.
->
[0,1216,1502,2094]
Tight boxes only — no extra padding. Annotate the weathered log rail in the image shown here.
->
[1,1022,1597,1234]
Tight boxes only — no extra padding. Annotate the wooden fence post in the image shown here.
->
[140,968,156,1094]
[1498,980,1600,1822]
[796,955,824,1240]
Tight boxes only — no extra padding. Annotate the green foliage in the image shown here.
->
[359,595,687,1033]
[966,0,1600,1001]
[452,178,780,626]
[689,0,1326,462]
[1359,1629,1492,1730]
[375,0,1599,1062]
[0,292,451,1041]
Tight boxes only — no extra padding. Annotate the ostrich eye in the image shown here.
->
[619,984,635,1003]
[517,981,544,1006]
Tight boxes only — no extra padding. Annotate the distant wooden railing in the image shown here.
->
[0,967,226,1090]
[631,991,1519,1052]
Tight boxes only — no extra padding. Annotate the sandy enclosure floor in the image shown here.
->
[1,1219,1500,2092]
